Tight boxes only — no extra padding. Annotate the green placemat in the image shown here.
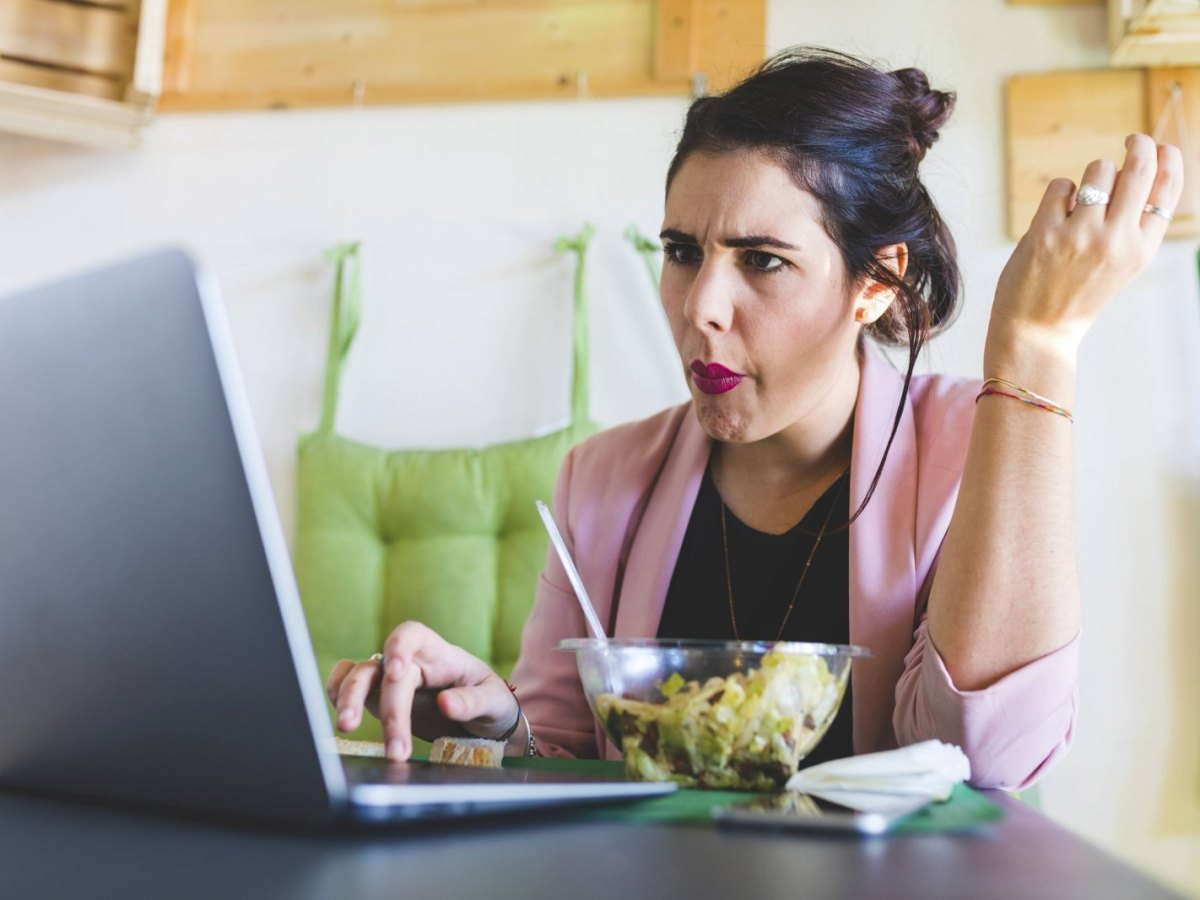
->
[501,757,1003,832]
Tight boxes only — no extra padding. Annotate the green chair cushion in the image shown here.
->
[294,232,597,743]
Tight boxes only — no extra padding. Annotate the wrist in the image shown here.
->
[502,711,538,758]
[983,318,1079,401]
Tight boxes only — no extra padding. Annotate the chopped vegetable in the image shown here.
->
[595,651,846,790]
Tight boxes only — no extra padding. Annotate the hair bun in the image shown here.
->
[891,67,956,161]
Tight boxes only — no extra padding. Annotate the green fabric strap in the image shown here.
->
[624,224,662,291]
[315,230,595,436]
[554,224,595,429]
[317,242,363,435]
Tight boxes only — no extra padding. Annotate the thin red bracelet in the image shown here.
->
[976,386,1074,423]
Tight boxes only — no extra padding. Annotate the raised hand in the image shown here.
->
[991,132,1183,361]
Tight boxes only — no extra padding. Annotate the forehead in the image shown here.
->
[664,149,827,239]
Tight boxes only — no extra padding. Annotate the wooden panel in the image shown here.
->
[1007,70,1143,239]
[655,0,698,81]
[162,0,199,94]
[160,0,766,111]
[696,0,765,92]
[1006,68,1199,239]
[0,0,137,80]
[0,79,150,148]
[0,57,122,101]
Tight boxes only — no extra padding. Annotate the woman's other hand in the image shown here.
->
[325,621,520,762]
[990,133,1183,362]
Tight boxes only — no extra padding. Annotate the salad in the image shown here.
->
[594,650,846,790]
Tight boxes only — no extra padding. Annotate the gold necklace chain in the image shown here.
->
[720,472,847,642]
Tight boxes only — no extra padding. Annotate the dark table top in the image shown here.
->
[0,788,1182,900]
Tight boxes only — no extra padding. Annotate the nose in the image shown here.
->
[681,258,734,334]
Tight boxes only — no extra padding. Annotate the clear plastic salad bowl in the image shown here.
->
[559,638,870,791]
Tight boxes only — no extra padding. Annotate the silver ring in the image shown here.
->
[367,652,385,668]
[1143,203,1174,221]
[1076,184,1110,207]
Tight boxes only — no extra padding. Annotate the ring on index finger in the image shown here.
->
[1143,203,1174,221]
[1075,183,1111,208]
[367,652,386,670]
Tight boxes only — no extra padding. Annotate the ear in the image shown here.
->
[853,243,908,325]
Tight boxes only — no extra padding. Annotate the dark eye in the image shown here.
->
[664,242,701,266]
[745,250,785,272]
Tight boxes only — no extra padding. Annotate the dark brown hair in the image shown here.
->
[666,46,961,522]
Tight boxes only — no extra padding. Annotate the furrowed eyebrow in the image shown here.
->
[659,228,696,244]
[723,235,800,251]
[658,228,799,252]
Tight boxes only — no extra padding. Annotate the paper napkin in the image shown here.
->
[785,740,971,814]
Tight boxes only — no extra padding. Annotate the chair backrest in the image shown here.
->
[294,231,598,742]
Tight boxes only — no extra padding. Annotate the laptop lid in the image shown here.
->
[0,249,347,825]
[0,250,672,827]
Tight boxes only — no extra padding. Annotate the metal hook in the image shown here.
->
[691,71,708,99]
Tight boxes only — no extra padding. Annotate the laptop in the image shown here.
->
[0,249,673,827]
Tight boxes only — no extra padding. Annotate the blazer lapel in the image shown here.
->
[848,347,920,753]
[612,410,711,638]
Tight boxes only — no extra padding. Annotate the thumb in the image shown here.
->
[437,682,519,737]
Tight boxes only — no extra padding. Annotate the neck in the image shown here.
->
[711,353,859,534]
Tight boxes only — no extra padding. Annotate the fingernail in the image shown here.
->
[387,740,408,761]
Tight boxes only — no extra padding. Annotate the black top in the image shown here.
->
[657,465,853,768]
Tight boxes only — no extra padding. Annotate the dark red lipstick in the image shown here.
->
[690,360,744,395]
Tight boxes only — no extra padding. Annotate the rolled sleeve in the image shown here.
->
[894,617,1079,790]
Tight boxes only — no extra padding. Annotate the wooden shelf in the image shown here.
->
[159,0,766,112]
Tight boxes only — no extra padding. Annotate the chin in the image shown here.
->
[692,399,752,444]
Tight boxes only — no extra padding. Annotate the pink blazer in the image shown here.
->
[511,348,1079,790]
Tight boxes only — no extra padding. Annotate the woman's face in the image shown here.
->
[660,149,868,447]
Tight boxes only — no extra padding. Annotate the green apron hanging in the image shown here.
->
[295,228,599,741]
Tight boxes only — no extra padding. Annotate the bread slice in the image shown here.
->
[333,736,386,758]
[429,736,505,769]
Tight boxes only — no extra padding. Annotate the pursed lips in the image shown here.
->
[690,360,744,395]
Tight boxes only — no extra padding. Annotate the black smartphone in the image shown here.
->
[712,792,928,835]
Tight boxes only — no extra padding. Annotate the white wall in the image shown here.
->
[1,1,1197,894]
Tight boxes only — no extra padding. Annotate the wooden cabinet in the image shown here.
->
[0,0,167,147]
[1109,0,1200,66]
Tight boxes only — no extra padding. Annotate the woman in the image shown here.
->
[327,48,1181,789]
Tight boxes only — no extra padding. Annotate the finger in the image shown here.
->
[383,621,495,689]
[379,657,424,762]
[1108,133,1158,222]
[326,659,355,706]
[1140,142,1184,237]
[1069,158,1117,219]
[1027,177,1076,233]
[334,661,383,732]
[437,681,520,738]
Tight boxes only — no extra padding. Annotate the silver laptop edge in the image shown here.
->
[193,265,350,805]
